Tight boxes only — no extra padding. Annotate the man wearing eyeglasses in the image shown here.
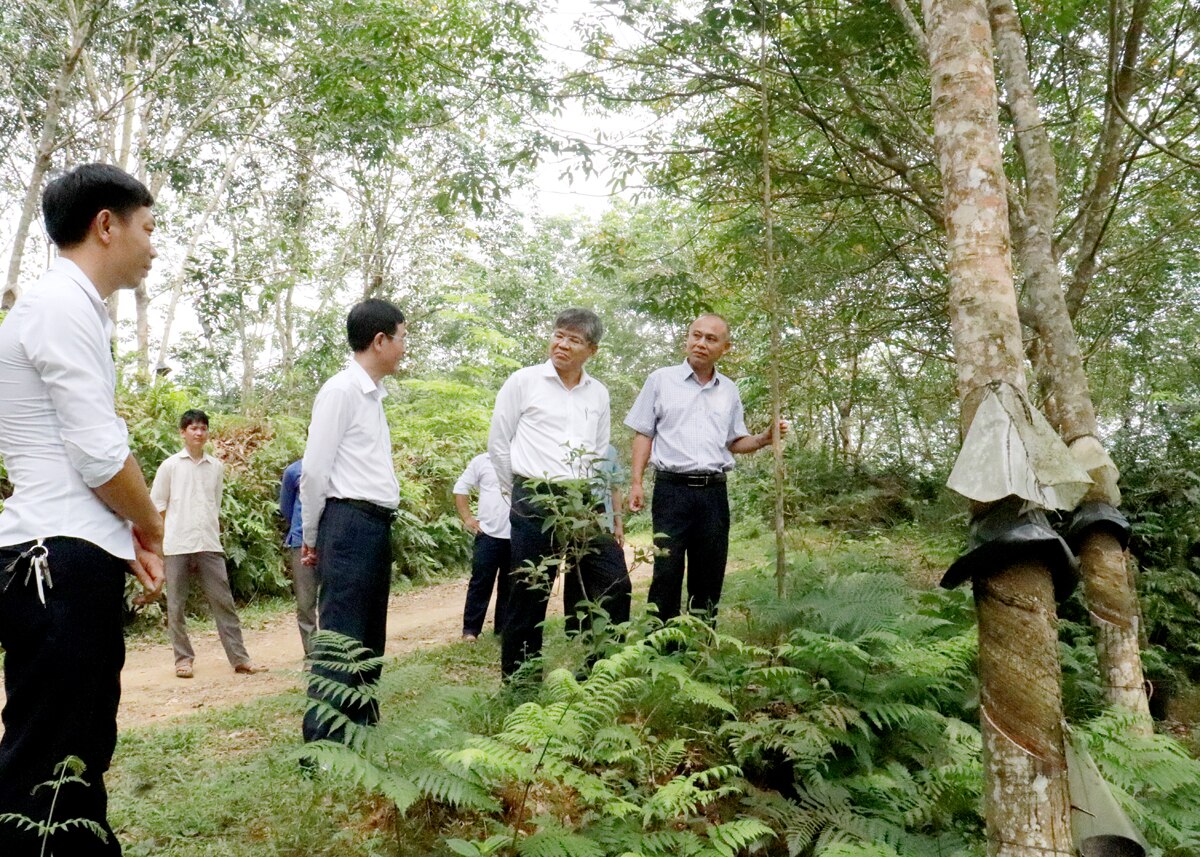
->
[488,308,630,681]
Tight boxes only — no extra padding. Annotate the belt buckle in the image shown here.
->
[687,474,708,488]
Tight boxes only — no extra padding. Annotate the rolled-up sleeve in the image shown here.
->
[20,292,130,488]
[623,374,658,437]
[487,374,521,495]
[300,383,351,547]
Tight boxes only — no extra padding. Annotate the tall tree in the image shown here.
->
[922,0,1074,851]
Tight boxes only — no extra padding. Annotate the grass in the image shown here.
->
[102,525,953,856]
[109,640,502,856]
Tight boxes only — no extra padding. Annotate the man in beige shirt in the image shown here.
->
[151,409,264,678]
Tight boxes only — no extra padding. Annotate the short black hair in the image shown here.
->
[179,409,209,431]
[42,163,154,249]
[554,308,603,345]
[347,299,406,352]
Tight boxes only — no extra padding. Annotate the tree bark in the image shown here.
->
[1061,0,1152,317]
[989,0,1151,729]
[976,561,1073,855]
[758,1,788,598]
[155,118,264,370]
[3,1,98,307]
[922,0,1072,852]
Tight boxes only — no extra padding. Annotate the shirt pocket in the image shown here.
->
[704,391,736,438]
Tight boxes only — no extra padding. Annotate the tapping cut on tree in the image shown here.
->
[921,0,1073,851]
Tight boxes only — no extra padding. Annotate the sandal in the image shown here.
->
[175,663,194,679]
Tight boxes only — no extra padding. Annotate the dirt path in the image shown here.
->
[1,552,652,731]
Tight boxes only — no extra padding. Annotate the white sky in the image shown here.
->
[522,0,652,219]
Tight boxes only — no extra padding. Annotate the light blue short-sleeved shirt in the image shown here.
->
[624,360,750,474]
[594,444,624,532]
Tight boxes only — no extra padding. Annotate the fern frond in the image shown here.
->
[412,765,500,812]
[299,740,420,811]
[705,818,775,856]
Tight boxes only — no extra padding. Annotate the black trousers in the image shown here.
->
[502,480,630,678]
[302,500,392,743]
[462,532,511,636]
[0,538,126,856]
[647,480,730,623]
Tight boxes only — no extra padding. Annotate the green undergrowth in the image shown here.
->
[103,527,1200,857]
[107,639,506,856]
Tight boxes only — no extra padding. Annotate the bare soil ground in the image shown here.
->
[1,551,651,731]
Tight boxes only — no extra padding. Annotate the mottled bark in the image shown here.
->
[1079,531,1152,720]
[989,0,1151,730]
[922,0,1073,853]
[923,0,1025,425]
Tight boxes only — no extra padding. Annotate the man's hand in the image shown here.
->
[628,482,645,513]
[129,525,165,606]
[302,544,319,567]
[463,516,481,535]
[759,419,791,449]
[614,519,625,547]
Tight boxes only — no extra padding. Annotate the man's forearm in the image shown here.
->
[92,455,163,542]
[453,494,474,524]
[630,433,652,485]
[728,431,770,454]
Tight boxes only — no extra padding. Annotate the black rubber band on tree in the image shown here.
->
[1063,501,1131,553]
[941,496,1079,602]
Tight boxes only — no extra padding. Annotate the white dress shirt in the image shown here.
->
[488,360,610,493]
[151,450,225,555]
[300,359,399,547]
[0,258,134,559]
[453,453,511,539]
[624,360,750,474]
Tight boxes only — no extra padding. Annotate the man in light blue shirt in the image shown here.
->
[280,459,316,654]
[625,314,786,624]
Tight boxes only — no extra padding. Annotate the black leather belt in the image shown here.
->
[655,470,727,487]
[329,497,397,522]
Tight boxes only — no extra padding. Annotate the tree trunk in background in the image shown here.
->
[989,0,1151,729]
[3,4,97,307]
[758,1,787,597]
[155,122,263,370]
[922,0,1072,852]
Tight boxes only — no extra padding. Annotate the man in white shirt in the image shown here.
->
[625,314,787,625]
[0,164,165,856]
[300,298,405,743]
[453,453,511,641]
[488,309,630,680]
[151,409,263,679]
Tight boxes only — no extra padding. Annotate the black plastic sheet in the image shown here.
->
[1064,501,1132,552]
[941,497,1079,601]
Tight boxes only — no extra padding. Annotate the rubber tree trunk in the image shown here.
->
[921,0,1072,853]
[155,121,263,371]
[3,6,96,307]
[988,0,1151,729]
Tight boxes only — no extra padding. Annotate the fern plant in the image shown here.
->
[1076,712,1200,856]
[0,755,109,854]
